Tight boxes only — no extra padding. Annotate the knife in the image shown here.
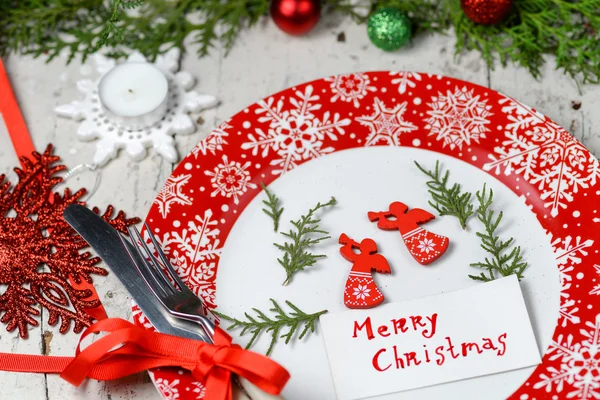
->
[64,204,210,341]
[64,204,252,399]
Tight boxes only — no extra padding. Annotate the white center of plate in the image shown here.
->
[216,146,560,400]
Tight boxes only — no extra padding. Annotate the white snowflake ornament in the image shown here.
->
[55,49,218,166]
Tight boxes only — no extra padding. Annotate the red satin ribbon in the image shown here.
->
[0,318,290,399]
[0,59,34,163]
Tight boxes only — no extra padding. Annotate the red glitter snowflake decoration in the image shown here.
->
[0,145,139,338]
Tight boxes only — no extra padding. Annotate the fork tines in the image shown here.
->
[125,224,191,296]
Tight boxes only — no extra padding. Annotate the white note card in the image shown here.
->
[320,275,541,400]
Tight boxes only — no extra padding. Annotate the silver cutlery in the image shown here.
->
[122,223,285,400]
[63,204,210,342]
[63,204,250,400]
[64,204,286,400]
[124,224,215,339]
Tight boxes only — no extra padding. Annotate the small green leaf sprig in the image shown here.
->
[469,184,528,282]
[415,161,474,229]
[416,160,529,281]
[275,197,337,286]
[214,299,327,356]
[260,183,284,232]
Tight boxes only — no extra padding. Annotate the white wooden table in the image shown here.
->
[0,18,598,399]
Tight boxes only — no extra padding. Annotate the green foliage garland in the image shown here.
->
[1,0,599,85]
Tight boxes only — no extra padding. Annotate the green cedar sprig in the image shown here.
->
[260,182,284,232]
[415,161,474,230]
[275,197,336,286]
[214,299,327,356]
[97,0,145,51]
[1,1,599,85]
[469,184,528,282]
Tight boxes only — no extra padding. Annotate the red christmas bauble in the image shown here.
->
[271,0,321,35]
[461,0,513,25]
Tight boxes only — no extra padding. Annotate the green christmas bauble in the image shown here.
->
[367,8,412,51]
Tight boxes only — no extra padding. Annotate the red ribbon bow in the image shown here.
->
[0,318,289,400]
[62,318,290,399]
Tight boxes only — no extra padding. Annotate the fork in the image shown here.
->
[125,223,215,339]
[122,223,285,400]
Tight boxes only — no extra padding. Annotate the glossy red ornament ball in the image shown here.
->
[271,0,321,35]
[461,0,513,25]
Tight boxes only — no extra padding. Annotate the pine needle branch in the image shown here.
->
[97,0,145,51]
[214,299,327,356]
[260,182,283,232]
[275,197,336,286]
[468,184,529,282]
[1,1,599,85]
[415,161,474,230]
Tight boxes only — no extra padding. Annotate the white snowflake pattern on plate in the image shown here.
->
[241,85,350,175]
[357,98,417,146]
[131,303,154,329]
[186,258,218,308]
[154,174,193,218]
[326,73,377,108]
[145,210,222,310]
[205,155,257,204]
[591,265,600,296]
[155,378,180,400]
[534,314,600,399]
[484,98,600,217]
[166,210,221,264]
[192,382,206,399]
[425,86,492,150]
[193,121,230,158]
[551,234,595,327]
[390,71,422,94]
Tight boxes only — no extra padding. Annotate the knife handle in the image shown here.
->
[235,376,285,400]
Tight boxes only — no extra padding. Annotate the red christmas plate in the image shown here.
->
[137,72,600,400]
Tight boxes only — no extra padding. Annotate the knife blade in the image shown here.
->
[63,204,206,341]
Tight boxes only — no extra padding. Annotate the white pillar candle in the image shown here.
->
[98,62,169,130]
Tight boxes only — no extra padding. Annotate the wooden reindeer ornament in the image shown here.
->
[339,233,391,309]
[368,202,449,265]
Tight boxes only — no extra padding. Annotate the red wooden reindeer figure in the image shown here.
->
[368,202,449,265]
[339,233,391,309]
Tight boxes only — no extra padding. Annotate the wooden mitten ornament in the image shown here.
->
[339,233,391,309]
[368,202,449,265]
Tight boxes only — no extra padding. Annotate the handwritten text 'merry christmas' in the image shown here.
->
[352,313,507,372]
[320,276,541,400]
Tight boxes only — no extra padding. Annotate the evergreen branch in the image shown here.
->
[275,197,336,286]
[415,160,474,230]
[0,1,599,85]
[260,182,284,232]
[98,0,145,50]
[468,184,529,282]
[213,299,327,356]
